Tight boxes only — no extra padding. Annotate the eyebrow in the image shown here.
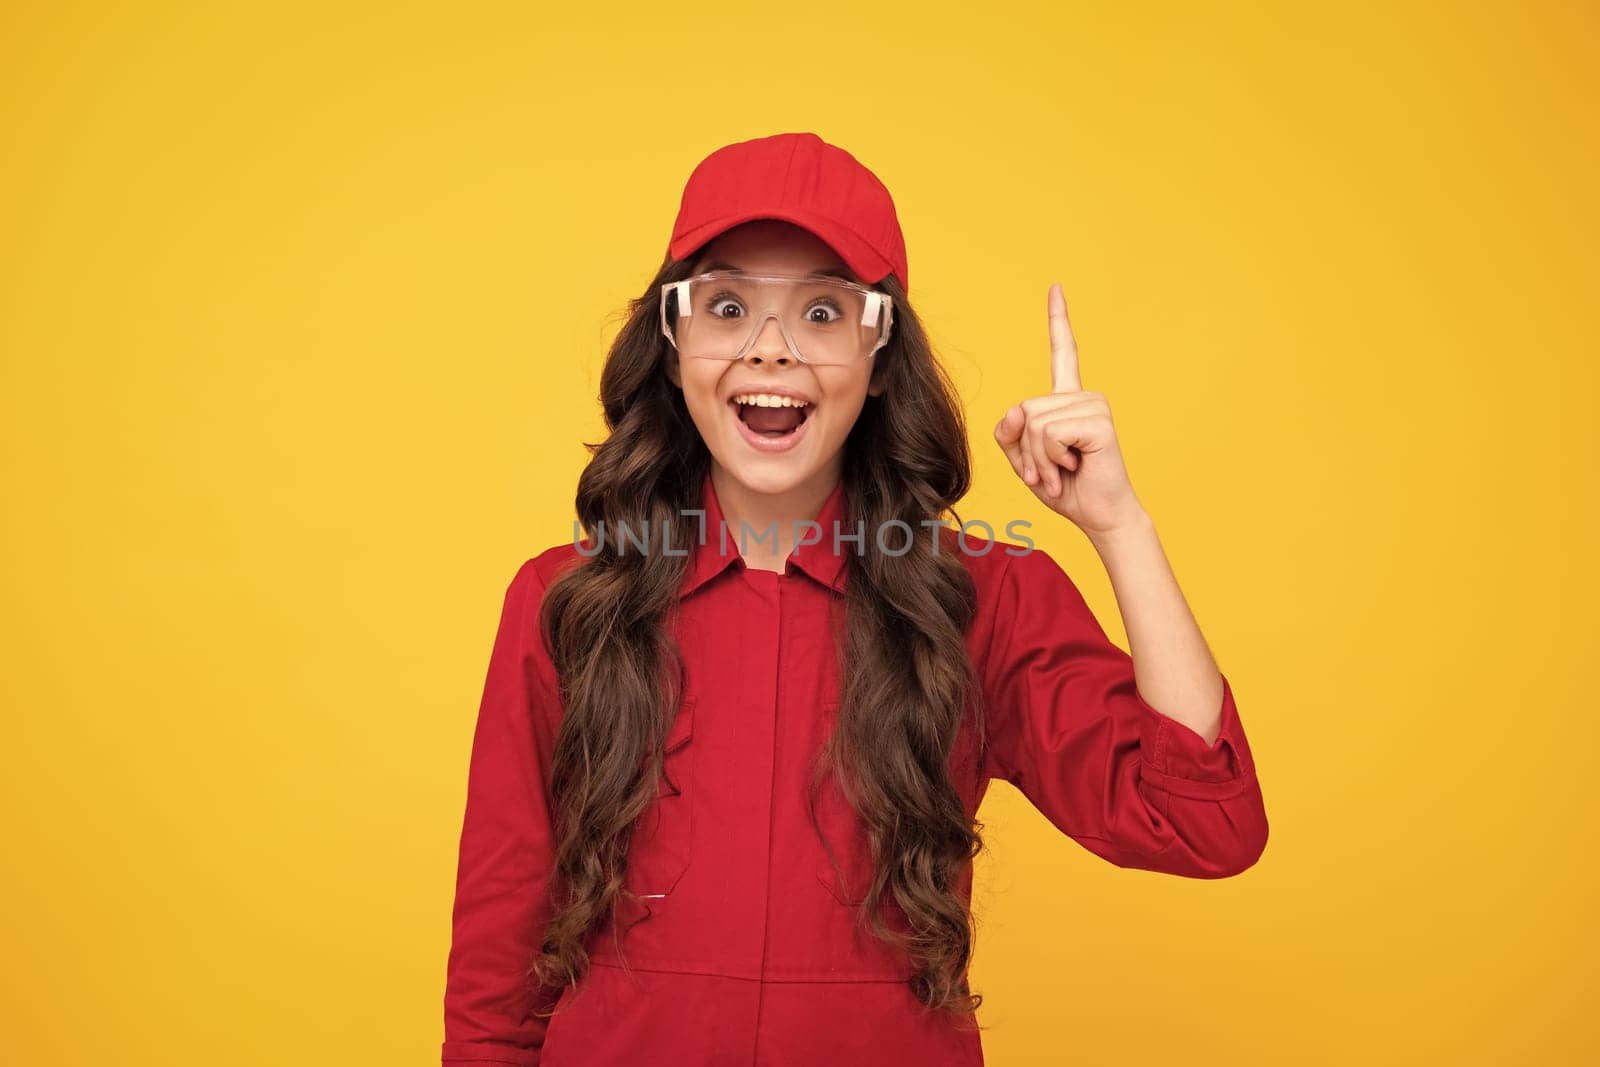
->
[700,259,858,282]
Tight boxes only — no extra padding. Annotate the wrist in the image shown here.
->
[1084,506,1156,554]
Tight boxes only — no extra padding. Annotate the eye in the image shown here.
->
[805,299,843,324]
[707,290,745,320]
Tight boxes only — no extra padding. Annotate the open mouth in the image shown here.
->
[729,392,813,438]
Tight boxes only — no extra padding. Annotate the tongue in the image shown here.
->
[743,405,804,435]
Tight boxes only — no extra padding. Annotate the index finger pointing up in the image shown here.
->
[1048,282,1081,394]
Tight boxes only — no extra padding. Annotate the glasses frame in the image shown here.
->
[659,269,895,366]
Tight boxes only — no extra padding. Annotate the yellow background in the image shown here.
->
[4,2,1595,1063]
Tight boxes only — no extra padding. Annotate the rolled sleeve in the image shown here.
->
[981,547,1269,879]
[1135,673,1257,799]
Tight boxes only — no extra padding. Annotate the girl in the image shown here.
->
[442,131,1268,1067]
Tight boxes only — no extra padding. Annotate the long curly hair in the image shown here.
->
[528,249,989,1020]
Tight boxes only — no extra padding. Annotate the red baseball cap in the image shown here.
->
[667,131,909,292]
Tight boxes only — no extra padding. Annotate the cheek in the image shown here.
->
[815,372,873,431]
[676,361,723,418]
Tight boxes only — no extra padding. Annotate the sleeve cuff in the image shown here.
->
[441,1040,541,1066]
[1135,673,1258,800]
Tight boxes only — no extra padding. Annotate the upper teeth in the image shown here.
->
[733,393,809,408]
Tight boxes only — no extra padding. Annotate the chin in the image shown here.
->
[712,441,841,498]
[715,458,815,496]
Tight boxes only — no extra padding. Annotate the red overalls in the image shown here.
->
[443,471,1268,1066]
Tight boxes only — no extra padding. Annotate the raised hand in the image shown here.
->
[994,284,1147,538]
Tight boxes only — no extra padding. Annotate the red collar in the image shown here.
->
[678,470,850,598]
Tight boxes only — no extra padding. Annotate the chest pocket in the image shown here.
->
[624,698,696,899]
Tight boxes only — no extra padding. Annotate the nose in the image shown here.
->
[745,313,796,364]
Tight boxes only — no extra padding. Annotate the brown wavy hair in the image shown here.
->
[528,249,989,1022]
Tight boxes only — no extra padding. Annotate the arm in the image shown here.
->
[442,559,565,1066]
[1087,509,1225,746]
[981,546,1269,879]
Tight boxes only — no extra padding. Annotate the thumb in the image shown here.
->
[994,405,1029,480]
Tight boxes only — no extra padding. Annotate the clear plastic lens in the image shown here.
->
[660,270,893,366]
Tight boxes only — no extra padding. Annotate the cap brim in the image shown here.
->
[669,209,894,288]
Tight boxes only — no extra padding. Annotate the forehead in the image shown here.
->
[693,219,856,280]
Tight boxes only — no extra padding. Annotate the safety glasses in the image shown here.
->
[660,270,894,366]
